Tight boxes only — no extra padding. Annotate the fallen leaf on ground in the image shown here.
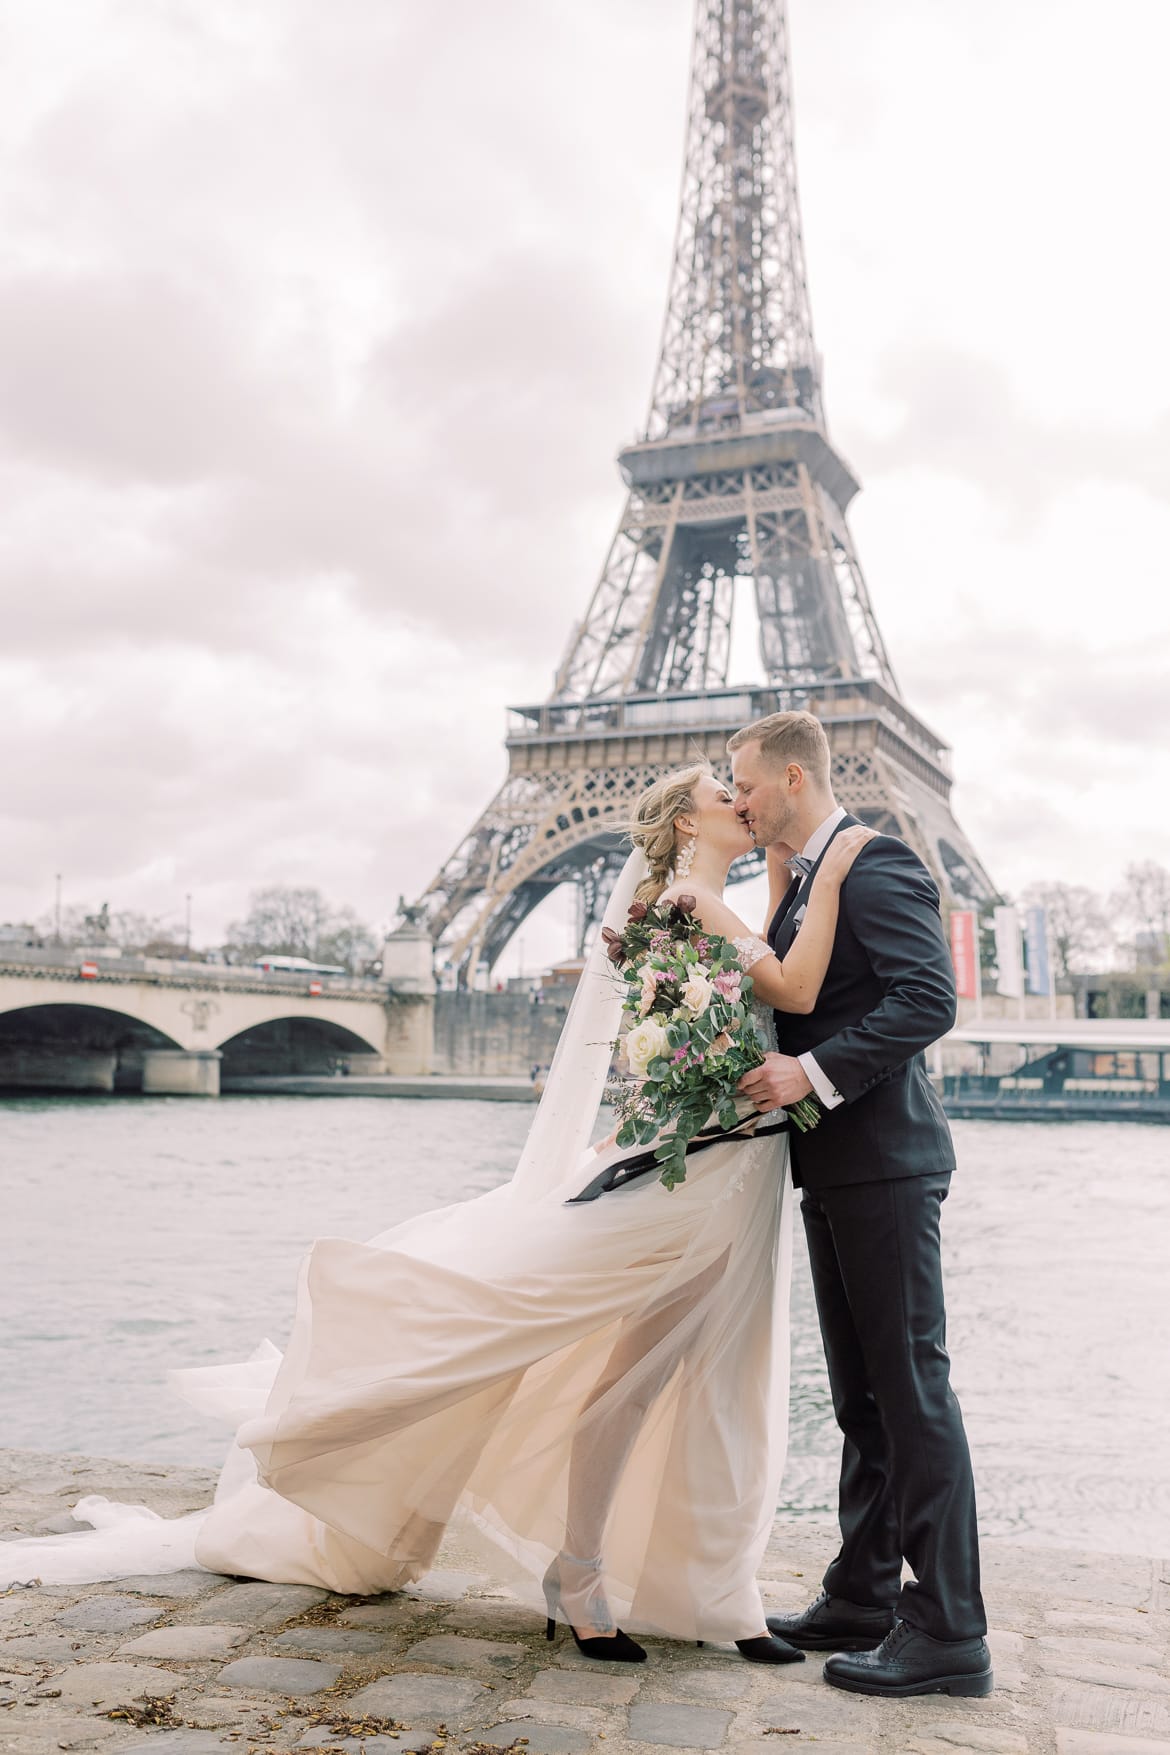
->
[102,1694,181,1728]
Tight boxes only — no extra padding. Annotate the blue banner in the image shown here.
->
[1025,905,1052,996]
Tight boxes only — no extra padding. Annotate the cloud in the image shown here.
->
[0,270,278,483]
[851,344,1170,533]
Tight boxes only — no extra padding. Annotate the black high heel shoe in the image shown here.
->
[735,1633,805,1665]
[543,1553,647,1664]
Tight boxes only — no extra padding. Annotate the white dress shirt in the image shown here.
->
[791,806,848,1110]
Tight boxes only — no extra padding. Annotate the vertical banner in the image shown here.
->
[994,905,1024,998]
[950,909,978,1000]
[1025,905,1053,997]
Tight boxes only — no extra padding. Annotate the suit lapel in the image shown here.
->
[771,813,862,960]
[772,874,813,959]
[767,874,802,948]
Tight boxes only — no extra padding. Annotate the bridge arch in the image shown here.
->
[0,1001,183,1050]
[0,970,399,1089]
[0,1001,185,1093]
[217,1014,384,1080]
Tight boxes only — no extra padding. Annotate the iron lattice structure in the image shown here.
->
[416,0,995,980]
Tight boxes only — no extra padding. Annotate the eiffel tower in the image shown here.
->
[417,0,995,981]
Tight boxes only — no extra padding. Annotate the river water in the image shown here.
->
[1,1096,1167,1559]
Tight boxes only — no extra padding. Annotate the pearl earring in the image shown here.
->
[675,835,696,881]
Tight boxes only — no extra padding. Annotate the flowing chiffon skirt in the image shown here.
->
[4,1132,792,1643]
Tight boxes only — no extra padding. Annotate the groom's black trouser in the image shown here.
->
[800,1172,986,1641]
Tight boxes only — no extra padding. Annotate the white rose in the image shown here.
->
[681,970,713,1016]
[624,1017,671,1077]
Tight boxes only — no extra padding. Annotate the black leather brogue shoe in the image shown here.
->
[766,1589,894,1652]
[822,1618,993,1697]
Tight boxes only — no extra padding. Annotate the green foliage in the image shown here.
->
[604,894,775,1192]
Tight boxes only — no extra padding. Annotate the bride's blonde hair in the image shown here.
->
[628,763,710,905]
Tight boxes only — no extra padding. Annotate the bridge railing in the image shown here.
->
[0,943,391,997]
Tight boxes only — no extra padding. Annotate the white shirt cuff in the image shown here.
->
[799,1051,844,1110]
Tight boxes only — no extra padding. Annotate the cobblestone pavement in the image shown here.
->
[2,1450,1168,1755]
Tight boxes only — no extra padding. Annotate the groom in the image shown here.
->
[728,710,991,1699]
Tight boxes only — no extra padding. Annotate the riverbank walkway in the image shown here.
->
[2,1449,1167,1755]
[221,1075,539,1101]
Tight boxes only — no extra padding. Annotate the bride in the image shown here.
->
[3,765,871,1666]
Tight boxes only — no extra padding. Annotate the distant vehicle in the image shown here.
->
[252,956,348,977]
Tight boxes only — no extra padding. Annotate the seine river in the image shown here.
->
[1,1097,1167,1559]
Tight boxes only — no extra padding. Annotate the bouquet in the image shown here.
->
[602,893,821,1191]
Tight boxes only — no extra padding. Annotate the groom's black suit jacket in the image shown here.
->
[769,815,957,1190]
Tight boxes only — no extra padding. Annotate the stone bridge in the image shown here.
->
[0,943,432,1096]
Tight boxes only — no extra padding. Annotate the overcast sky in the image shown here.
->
[2,0,1167,967]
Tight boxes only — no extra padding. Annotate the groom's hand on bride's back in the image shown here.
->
[739,1053,813,1113]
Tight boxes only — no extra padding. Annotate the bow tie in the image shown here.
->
[788,854,815,877]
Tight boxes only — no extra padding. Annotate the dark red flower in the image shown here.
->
[672,894,697,917]
[627,900,649,922]
[606,941,625,965]
[601,926,622,946]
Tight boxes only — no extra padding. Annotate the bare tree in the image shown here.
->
[34,903,189,954]
[1112,860,1170,969]
[316,906,378,973]
[225,886,376,972]
[106,910,174,953]
[1020,883,1111,981]
[34,902,109,946]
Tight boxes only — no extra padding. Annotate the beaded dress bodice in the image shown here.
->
[732,935,778,1053]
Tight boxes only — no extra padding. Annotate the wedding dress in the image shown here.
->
[2,854,793,1644]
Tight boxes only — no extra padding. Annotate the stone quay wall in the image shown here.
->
[2,1446,1169,1755]
[430,993,571,1079]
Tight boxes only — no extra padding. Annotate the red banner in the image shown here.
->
[950,909,978,1000]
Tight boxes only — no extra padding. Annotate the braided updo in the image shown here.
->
[628,763,710,905]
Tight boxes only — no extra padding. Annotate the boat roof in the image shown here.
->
[950,1019,1170,1052]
